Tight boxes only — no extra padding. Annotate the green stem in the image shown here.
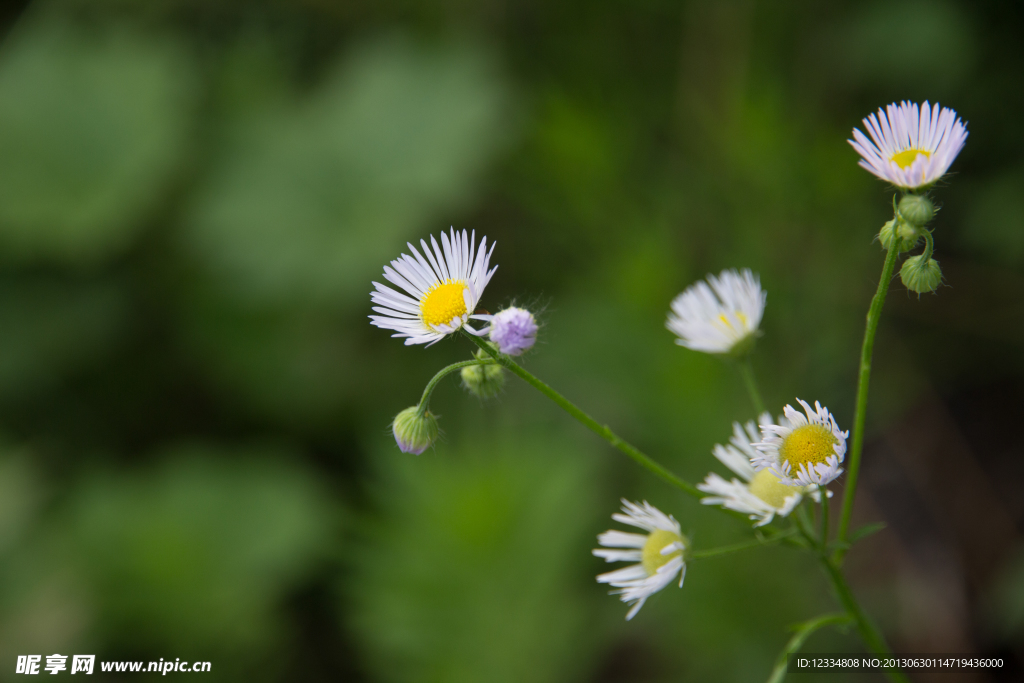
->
[818,485,829,547]
[819,557,909,683]
[736,358,767,416]
[465,332,703,499]
[766,612,852,683]
[690,529,796,560]
[920,229,934,261]
[416,359,496,416]
[836,242,900,555]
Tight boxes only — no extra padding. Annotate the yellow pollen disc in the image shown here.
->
[641,529,683,576]
[717,311,749,329]
[748,468,798,508]
[891,148,930,169]
[420,280,468,328]
[779,424,838,474]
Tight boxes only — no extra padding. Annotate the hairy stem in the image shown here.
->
[465,332,703,499]
[836,242,900,555]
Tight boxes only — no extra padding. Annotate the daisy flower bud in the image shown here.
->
[898,194,936,227]
[488,307,538,356]
[391,406,439,455]
[878,219,919,253]
[900,255,942,294]
[592,500,687,620]
[460,346,505,399]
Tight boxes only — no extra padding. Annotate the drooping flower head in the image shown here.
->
[370,229,496,346]
[666,269,765,356]
[391,407,439,455]
[489,306,538,356]
[592,499,687,620]
[699,413,810,526]
[849,101,968,190]
[751,400,848,487]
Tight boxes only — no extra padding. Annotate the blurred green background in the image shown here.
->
[0,0,1021,681]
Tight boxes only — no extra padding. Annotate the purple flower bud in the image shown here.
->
[489,307,537,356]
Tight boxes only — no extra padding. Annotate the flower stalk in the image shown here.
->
[836,240,900,557]
[464,330,704,499]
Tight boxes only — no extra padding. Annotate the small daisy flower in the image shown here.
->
[666,269,765,356]
[488,306,538,356]
[370,228,496,346]
[592,499,687,620]
[698,413,808,527]
[849,101,968,190]
[751,399,849,487]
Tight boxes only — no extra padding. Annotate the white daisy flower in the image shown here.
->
[666,268,765,356]
[849,101,968,190]
[751,399,849,487]
[592,499,687,620]
[369,228,497,346]
[698,413,809,527]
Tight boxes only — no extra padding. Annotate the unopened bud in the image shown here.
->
[461,360,505,398]
[489,307,538,356]
[898,194,935,227]
[879,219,920,252]
[392,407,439,455]
[900,255,942,294]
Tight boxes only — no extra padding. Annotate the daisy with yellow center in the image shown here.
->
[751,399,848,487]
[698,413,817,526]
[848,101,968,190]
[592,499,687,620]
[369,228,496,346]
[666,268,765,355]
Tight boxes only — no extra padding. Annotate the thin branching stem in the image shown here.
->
[465,331,704,499]
[736,357,767,416]
[416,358,496,416]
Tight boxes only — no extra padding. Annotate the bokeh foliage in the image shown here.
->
[0,0,1020,681]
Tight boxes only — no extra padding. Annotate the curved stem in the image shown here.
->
[836,242,900,555]
[766,612,852,683]
[920,230,934,261]
[819,557,909,683]
[416,358,496,416]
[690,529,796,560]
[736,358,767,416]
[465,332,703,499]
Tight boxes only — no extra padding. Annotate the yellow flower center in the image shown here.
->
[747,468,798,508]
[420,280,468,328]
[641,529,684,576]
[779,424,838,474]
[717,311,749,329]
[891,148,930,169]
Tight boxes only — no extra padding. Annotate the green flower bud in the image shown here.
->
[879,219,920,252]
[461,361,505,398]
[898,194,935,227]
[900,255,942,294]
[392,406,439,455]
